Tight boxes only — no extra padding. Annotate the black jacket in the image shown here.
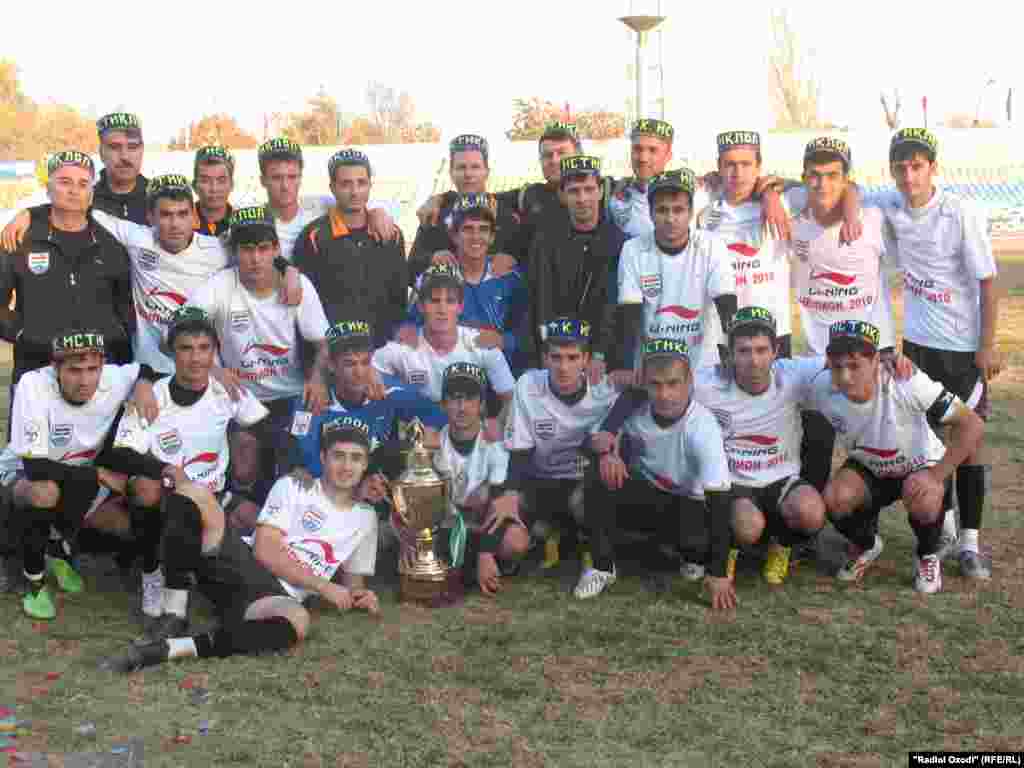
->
[92,170,149,225]
[408,190,523,286]
[0,213,134,373]
[293,210,408,349]
[526,211,626,366]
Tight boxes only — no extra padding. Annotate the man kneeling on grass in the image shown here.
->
[101,417,379,672]
[808,320,984,593]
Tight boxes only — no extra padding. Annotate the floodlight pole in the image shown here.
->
[619,15,665,122]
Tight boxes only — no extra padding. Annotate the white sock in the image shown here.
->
[960,529,980,554]
[163,588,189,617]
[942,509,958,538]
[166,637,197,659]
[142,567,163,581]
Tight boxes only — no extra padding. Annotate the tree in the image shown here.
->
[282,87,342,146]
[768,10,822,130]
[505,98,625,140]
[187,114,258,149]
[0,58,97,161]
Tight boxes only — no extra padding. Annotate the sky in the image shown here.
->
[5,0,1020,145]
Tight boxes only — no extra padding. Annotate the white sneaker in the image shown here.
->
[913,554,942,594]
[836,535,884,582]
[680,562,705,581]
[141,567,165,619]
[573,566,617,600]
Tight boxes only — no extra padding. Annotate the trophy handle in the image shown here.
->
[386,478,411,528]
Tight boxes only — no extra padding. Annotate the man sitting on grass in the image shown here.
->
[101,416,379,673]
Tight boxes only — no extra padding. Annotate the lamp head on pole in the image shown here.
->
[618,14,665,44]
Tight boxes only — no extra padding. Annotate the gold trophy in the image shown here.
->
[390,420,451,604]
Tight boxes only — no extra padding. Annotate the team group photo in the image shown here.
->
[0,2,1021,764]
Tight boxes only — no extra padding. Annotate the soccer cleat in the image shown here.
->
[46,556,83,594]
[836,535,884,583]
[140,568,165,620]
[573,566,617,599]
[958,550,992,580]
[791,533,819,564]
[134,613,189,647]
[680,562,705,582]
[22,583,57,620]
[762,543,792,585]
[913,554,942,594]
[99,641,169,674]
[541,532,561,569]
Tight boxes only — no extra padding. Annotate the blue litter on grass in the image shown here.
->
[198,719,210,736]
[111,745,129,754]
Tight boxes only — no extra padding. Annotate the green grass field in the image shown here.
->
[1,274,1023,767]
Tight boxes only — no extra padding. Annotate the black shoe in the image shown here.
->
[133,614,189,646]
[644,572,674,595]
[99,641,168,674]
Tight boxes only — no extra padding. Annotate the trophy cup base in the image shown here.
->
[399,574,449,605]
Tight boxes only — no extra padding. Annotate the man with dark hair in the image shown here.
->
[256,137,398,262]
[808,320,984,593]
[434,363,527,596]
[100,417,379,673]
[407,193,528,374]
[863,128,1000,579]
[0,330,157,618]
[93,112,149,224]
[504,318,622,571]
[0,151,134,390]
[105,307,269,637]
[527,155,625,373]
[617,169,737,373]
[192,145,235,236]
[580,338,734,608]
[606,118,677,239]
[408,134,523,281]
[372,264,516,409]
[293,149,408,349]
[187,206,330,504]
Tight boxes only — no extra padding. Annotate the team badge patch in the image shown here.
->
[301,505,326,533]
[408,370,427,386]
[535,420,556,440]
[230,311,250,331]
[28,252,50,275]
[829,415,847,434]
[710,408,732,433]
[136,249,160,271]
[291,410,312,436]
[640,274,662,298]
[50,423,73,447]
[23,420,40,445]
[793,240,810,262]
[158,429,183,455]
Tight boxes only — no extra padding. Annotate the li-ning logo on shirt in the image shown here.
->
[243,342,290,357]
[854,445,899,459]
[654,306,700,319]
[810,269,857,286]
[60,448,97,462]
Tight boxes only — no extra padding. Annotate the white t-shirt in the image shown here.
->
[371,326,516,403]
[92,210,230,373]
[433,427,509,520]
[256,476,378,602]
[806,367,959,479]
[505,370,620,480]
[113,376,267,492]
[863,188,996,352]
[693,357,824,487]
[789,206,897,355]
[274,196,333,262]
[697,197,792,337]
[620,399,731,499]
[618,229,735,370]
[187,269,329,402]
[3,364,140,475]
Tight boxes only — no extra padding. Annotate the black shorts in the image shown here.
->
[524,477,584,528]
[842,458,953,514]
[196,527,291,625]
[732,475,808,516]
[902,340,988,420]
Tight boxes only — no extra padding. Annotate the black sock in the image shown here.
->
[909,515,943,557]
[956,465,987,531]
[131,503,163,574]
[775,523,817,547]
[161,494,202,590]
[193,617,298,659]
[830,505,878,551]
[21,513,53,577]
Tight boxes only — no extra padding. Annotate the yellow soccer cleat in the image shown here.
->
[541,532,561,569]
[579,546,594,573]
[726,548,739,581]
[762,543,792,585]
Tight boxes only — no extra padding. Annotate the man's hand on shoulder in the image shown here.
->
[1,210,31,252]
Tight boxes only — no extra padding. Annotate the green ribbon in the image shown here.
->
[448,512,467,569]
